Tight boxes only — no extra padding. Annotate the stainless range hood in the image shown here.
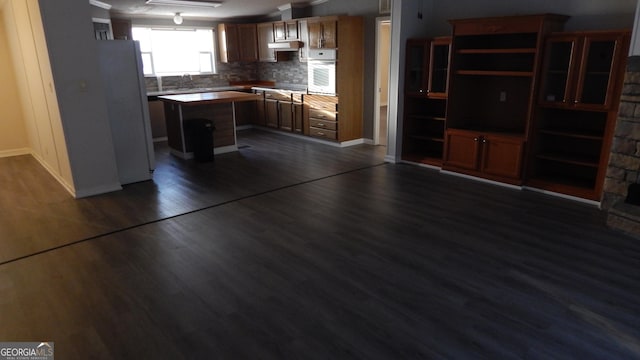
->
[267,41,303,51]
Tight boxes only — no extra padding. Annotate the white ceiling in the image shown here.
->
[101,0,322,20]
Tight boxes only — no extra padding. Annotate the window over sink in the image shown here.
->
[132,26,216,76]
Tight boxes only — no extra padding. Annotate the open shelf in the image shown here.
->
[409,115,446,122]
[539,129,604,140]
[536,153,600,168]
[457,48,536,54]
[410,135,445,142]
[456,70,534,77]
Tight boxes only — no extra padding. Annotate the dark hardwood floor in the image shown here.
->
[1,129,640,359]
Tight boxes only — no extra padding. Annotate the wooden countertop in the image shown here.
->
[158,91,261,105]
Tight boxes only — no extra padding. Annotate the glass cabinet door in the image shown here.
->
[405,39,429,95]
[540,36,578,105]
[428,37,451,97]
[575,35,621,108]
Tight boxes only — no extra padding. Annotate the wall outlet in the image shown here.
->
[499,91,507,102]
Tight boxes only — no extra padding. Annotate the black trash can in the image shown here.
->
[186,118,215,162]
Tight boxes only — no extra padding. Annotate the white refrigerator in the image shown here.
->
[97,40,155,185]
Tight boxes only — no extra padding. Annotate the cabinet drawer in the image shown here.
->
[309,118,337,131]
[305,94,338,111]
[309,127,337,140]
[309,108,337,121]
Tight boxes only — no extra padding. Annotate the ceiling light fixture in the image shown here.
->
[146,0,222,8]
[173,12,183,24]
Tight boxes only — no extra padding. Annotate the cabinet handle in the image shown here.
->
[482,139,487,143]
[317,123,325,127]
[474,137,479,142]
[318,132,325,136]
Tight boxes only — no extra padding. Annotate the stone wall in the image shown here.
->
[603,56,640,209]
[604,56,640,237]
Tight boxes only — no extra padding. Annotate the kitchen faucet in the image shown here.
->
[179,73,193,88]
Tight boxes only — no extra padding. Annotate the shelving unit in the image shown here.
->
[443,14,568,184]
[402,37,451,167]
[528,30,630,200]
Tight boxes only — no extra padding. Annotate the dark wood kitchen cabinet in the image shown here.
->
[527,30,630,200]
[257,22,277,62]
[274,20,299,41]
[111,18,132,40]
[443,14,567,184]
[218,23,258,63]
[307,17,337,49]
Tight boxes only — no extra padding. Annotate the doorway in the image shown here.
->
[374,17,391,146]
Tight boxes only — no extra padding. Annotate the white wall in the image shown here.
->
[38,0,122,197]
[386,0,433,162]
[1,0,75,193]
[426,0,638,37]
[0,6,28,157]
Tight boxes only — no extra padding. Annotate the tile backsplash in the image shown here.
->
[144,53,308,92]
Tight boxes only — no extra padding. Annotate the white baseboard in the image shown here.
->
[0,148,30,158]
[214,145,238,155]
[440,170,522,191]
[74,183,123,199]
[400,159,441,171]
[30,152,78,197]
[523,186,601,207]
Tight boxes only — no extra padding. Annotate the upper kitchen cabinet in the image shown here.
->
[257,22,277,62]
[539,31,630,111]
[111,18,132,40]
[274,20,299,41]
[218,23,258,63]
[307,17,337,49]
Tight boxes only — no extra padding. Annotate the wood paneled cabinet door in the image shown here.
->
[293,103,303,133]
[218,23,239,63]
[257,22,277,62]
[265,99,279,128]
[539,31,629,110]
[444,129,524,180]
[480,134,524,179]
[275,20,299,41]
[237,24,258,62]
[307,19,337,49]
[279,102,294,131]
[444,129,481,170]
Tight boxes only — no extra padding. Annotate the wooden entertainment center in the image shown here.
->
[402,14,631,201]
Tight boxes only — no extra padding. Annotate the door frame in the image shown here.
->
[374,16,391,146]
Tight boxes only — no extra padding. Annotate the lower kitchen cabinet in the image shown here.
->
[305,94,339,141]
[265,99,279,128]
[279,101,294,131]
[293,102,303,133]
[444,129,525,184]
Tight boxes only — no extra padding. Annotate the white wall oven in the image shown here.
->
[307,49,337,95]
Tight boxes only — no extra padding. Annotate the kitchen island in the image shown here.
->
[159,91,261,159]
